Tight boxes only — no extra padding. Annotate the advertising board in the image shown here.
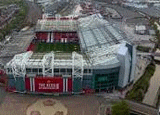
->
[34,77,63,93]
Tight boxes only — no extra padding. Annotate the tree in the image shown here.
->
[111,100,130,115]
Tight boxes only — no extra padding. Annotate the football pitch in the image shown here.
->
[35,43,80,53]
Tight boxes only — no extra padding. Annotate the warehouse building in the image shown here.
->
[5,14,136,94]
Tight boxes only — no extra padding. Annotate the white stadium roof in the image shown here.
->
[6,14,132,73]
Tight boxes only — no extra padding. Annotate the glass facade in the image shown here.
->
[93,70,119,90]
[73,77,82,92]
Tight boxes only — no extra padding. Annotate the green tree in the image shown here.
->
[111,100,130,115]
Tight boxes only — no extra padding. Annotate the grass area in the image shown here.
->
[136,46,151,52]
[0,0,22,5]
[111,100,130,115]
[126,62,156,102]
[35,43,80,53]
[0,0,28,40]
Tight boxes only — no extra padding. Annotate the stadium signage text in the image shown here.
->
[39,83,59,89]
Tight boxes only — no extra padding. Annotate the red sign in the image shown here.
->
[34,77,63,93]
[68,78,72,92]
[25,77,30,91]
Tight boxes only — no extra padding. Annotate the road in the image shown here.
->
[96,2,144,19]
[96,1,149,26]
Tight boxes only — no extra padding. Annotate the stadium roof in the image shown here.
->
[35,19,78,32]
[6,49,121,70]
[78,14,129,52]
[6,51,88,69]
[77,14,130,68]
[6,14,132,70]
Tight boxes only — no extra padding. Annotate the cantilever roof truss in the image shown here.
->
[36,19,78,32]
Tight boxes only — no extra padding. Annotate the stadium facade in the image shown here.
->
[5,14,136,94]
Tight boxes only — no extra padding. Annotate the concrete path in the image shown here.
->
[26,99,68,115]
[143,64,160,107]
[0,93,100,115]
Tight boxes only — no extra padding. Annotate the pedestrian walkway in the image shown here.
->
[0,93,100,115]
[143,64,160,107]
[26,98,68,115]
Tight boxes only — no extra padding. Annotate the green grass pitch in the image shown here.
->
[34,43,80,53]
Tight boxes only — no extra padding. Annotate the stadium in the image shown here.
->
[4,14,136,94]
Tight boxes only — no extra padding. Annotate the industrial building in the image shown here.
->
[5,14,136,94]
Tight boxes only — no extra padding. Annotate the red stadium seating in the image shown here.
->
[36,32,48,41]
[35,32,79,43]
[54,33,62,40]
[27,43,36,51]
[53,32,79,43]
